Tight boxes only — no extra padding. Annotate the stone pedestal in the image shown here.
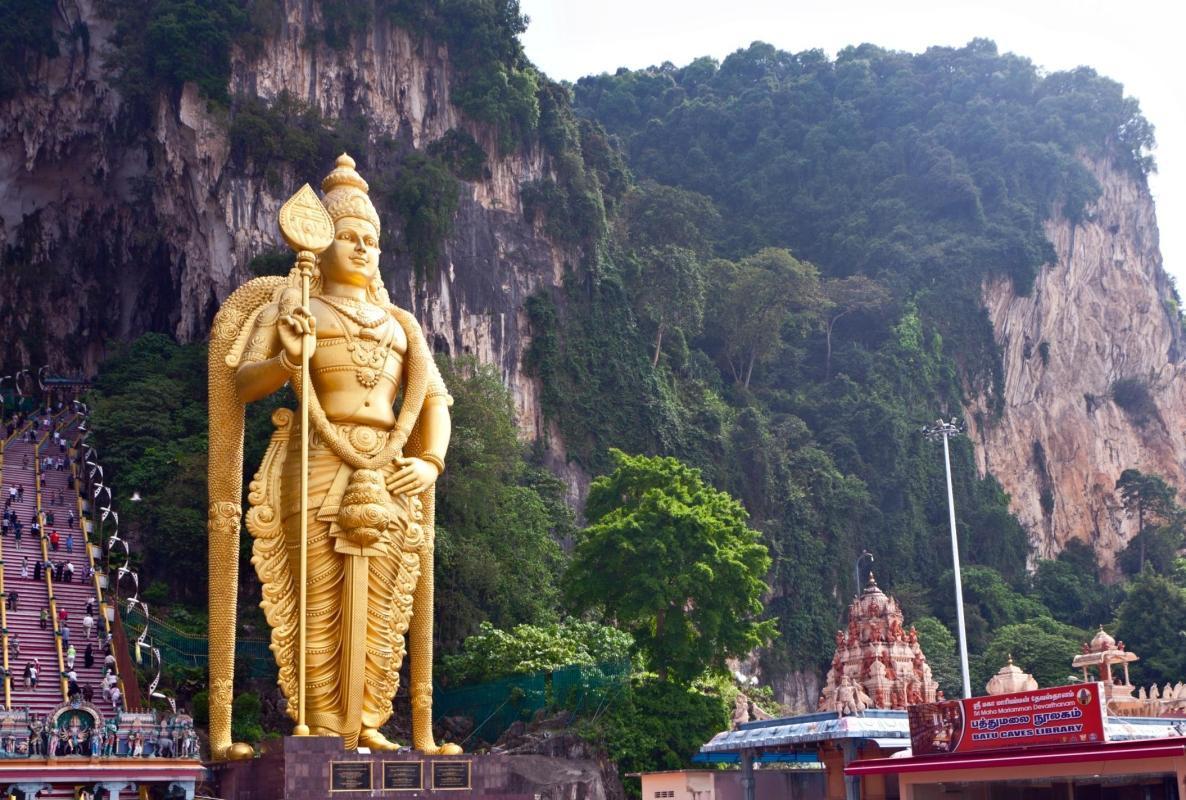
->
[209,736,535,799]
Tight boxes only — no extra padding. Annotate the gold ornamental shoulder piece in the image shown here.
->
[279,183,334,254]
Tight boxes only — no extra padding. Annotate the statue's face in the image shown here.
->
[321,217,380,288]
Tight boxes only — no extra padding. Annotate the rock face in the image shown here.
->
[969,156,1186,575]
[0,0,563,443]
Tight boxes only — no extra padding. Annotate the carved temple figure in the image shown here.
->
[861,651,876,677]
[838,676,866,716]
[907,682,923,705]
[207,155,459,758]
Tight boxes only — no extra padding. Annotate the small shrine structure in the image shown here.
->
[818,573,942,714]
[984,655,1038,695]
[1071,625,1139,700]
[1069,626,1186,717]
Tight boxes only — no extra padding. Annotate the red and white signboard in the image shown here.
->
[908,683,1107,756]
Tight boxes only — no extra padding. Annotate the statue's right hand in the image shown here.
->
[278,305,316,364]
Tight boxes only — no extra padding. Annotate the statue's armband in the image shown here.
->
[241,304,282,364]
[424,357,453,407]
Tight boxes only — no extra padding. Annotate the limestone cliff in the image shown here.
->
[969,156,1186,575]
[0,0,563,444]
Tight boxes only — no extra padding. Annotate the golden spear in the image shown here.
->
[278,185,334,737]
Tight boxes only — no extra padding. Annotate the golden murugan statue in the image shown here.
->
[207,154,459,758]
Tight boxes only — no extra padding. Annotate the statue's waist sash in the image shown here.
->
[281,421,412,559]
[308,420,394,459]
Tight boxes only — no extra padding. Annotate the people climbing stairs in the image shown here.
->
[2,409,124,721]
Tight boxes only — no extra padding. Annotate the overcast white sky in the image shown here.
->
[520,0,1184,286]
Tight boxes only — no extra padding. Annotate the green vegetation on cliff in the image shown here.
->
[515,38,1158,681]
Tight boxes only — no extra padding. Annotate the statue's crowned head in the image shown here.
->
[321,153,381,235]
[316,153,389,303]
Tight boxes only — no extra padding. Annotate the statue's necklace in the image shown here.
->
[319,300,395,388]
[318,294,387,328]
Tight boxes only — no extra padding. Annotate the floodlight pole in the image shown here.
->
[923,417,972,699]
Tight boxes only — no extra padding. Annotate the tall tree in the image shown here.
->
[622,182,717,366]
[822,276,891,378]
[712,248,824,387]
[1115,469,1180,573]
[565,450,776,683]
[635,245,706,367]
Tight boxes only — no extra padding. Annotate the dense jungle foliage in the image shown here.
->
[31,0,1182,786]
[539,38,1172,683]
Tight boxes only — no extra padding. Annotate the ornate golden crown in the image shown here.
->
[321,153,380,234]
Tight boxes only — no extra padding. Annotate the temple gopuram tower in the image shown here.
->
[818,573,942,713]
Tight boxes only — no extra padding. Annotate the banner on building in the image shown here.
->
[907,683,1107,756]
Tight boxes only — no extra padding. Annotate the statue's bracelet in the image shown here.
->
[419,454,445,475]
[279,351,300,373]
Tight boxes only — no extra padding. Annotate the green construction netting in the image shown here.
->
[128,604,630,742]
[433,661,630,744]
[123,607,274,677]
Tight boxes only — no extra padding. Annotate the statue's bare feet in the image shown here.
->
[420,741,463,755]
[359,729,403,751]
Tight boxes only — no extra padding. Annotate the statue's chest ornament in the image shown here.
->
[320,296,397,388]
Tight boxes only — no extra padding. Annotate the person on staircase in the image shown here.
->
[10,634,19,660]
[83,612,94,640]
[61,621,71,649]
[64,561,74,582]
[66,643,76,669]
[19,555,27,579]
[5,590,16,612]
[39,606,47,629]
[49,529,59,551]
[84,642,94,669]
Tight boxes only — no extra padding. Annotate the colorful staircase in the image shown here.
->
[2,411,123,720]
